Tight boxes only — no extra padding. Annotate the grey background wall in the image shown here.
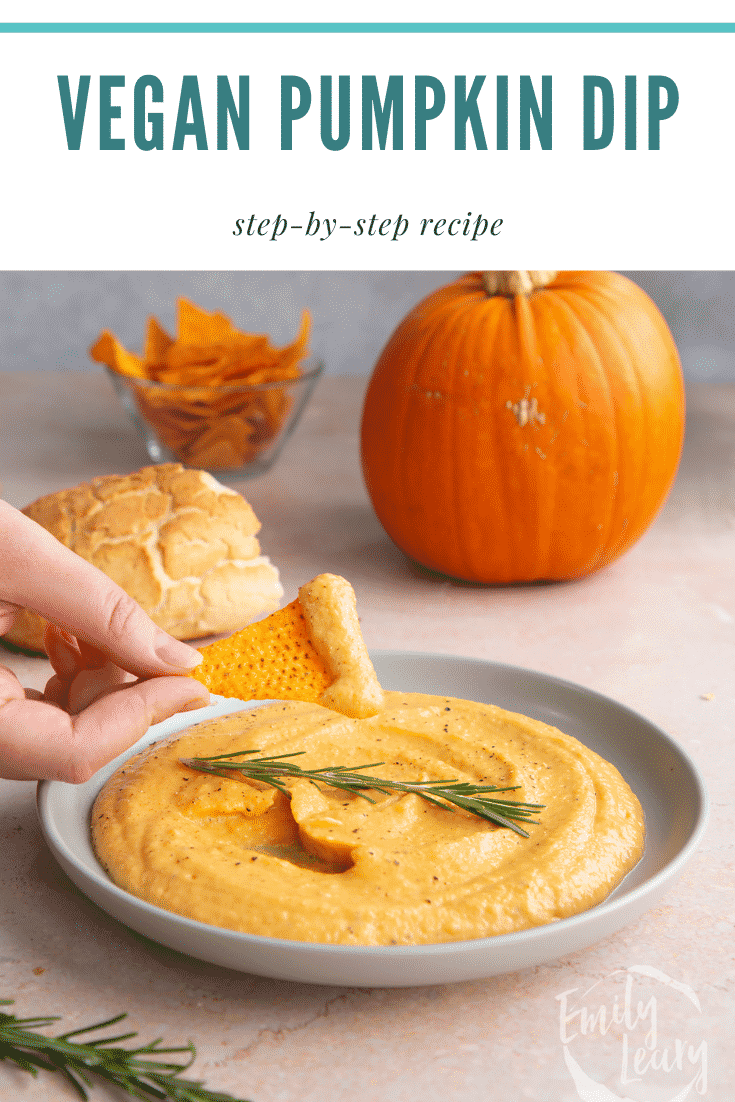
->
[1,271,734,380]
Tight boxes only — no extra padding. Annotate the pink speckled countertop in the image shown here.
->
[0,372,732,1101]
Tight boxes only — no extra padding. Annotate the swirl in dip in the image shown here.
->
[91,692,644,945]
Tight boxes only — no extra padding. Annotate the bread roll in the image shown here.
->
[3,464,283,653]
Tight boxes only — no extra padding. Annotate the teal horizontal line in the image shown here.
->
[0,21,734,33]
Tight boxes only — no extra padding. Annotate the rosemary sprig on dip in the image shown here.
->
[179,750,544,837]
[0,1001,246,1102]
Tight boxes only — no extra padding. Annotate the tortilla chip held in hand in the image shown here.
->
[193,574,385,719]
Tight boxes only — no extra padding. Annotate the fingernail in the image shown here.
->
[154,634,203,669]
[180,694,210,712]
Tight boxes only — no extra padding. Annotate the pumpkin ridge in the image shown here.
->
[427,292,497,578]
[448,300,471,578]
[509,290,548,577]
[458,291,504,580]
[570,295,620,574]
[570,286,645,568]
[368,290,482,568]
[542,287,621,574]
[362,298,441,538]
[415,297,468,576]
[559,277,683,563]
[525,291,565,577]
[606,288,683,555]
[477,293,517,580]
[460,291,518,581]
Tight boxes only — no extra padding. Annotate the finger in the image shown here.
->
[0,665,26,703]
[44,626,97,709]
[0,501,203,678]
[45,626,132,712]
[44,624,85,680]
[43,673,70,708]
[45,624,113,678]
[0,601,18,635]
[0,676,210,783]
[66,662,136,715]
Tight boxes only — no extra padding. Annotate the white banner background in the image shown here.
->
[0,24,728,268]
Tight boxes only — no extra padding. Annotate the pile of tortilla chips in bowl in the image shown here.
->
[91,298,323,476]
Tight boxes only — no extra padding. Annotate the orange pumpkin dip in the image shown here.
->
[91,691,644,946]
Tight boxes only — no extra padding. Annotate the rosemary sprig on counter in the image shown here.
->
[180,750,544,837]
[0,1001,248,1102]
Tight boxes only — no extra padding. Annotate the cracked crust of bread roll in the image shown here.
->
[2,464,283,652]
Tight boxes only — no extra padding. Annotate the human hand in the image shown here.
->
[0,500,210,782]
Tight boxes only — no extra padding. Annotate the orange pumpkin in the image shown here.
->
[360,270,685,583]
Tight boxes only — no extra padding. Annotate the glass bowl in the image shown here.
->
[106,357,324,478]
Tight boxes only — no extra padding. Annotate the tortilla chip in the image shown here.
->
[193,598,331,703]
[144,316,174,367]
[90,331,146,379]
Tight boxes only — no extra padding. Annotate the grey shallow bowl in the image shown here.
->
[37,652,708,987]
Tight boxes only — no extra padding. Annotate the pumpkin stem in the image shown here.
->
[481,271,558,296]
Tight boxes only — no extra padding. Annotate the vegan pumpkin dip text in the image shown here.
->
[91,691,644,946]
